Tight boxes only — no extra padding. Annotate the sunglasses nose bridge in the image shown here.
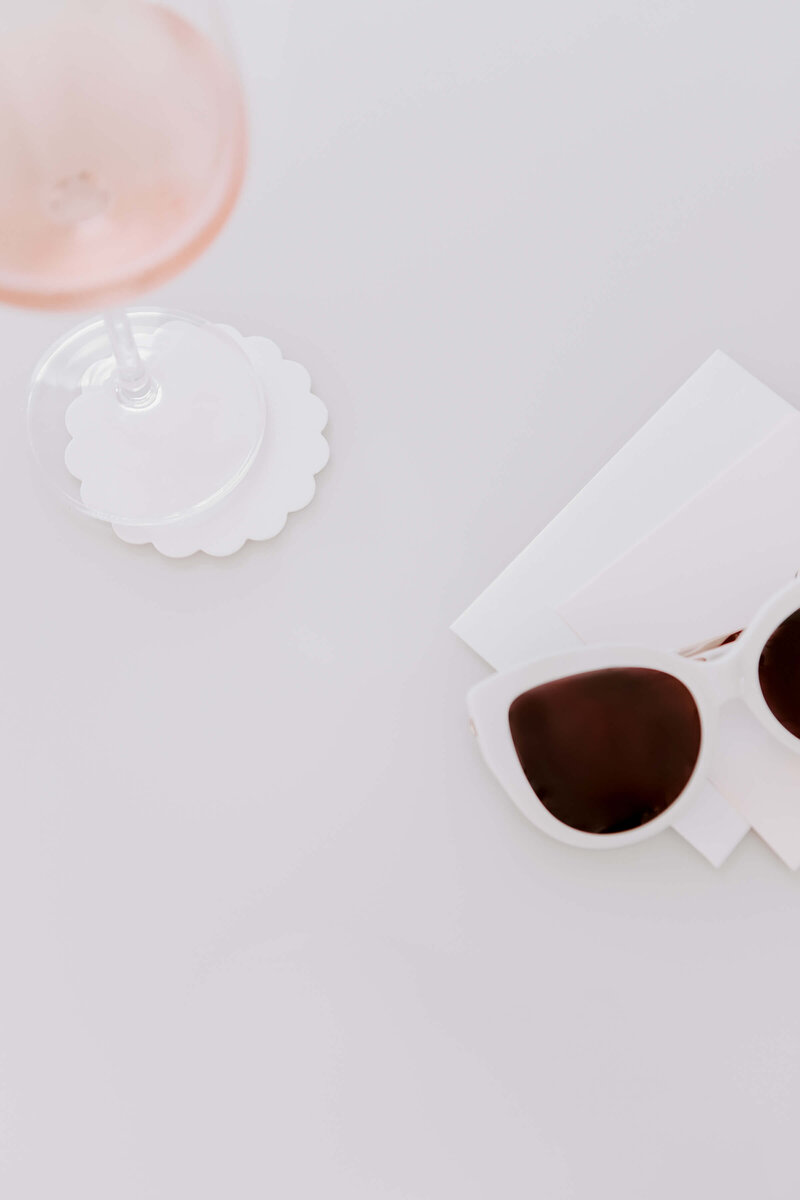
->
[699,650,744,703]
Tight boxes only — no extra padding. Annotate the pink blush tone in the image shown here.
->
[0,1,247,310]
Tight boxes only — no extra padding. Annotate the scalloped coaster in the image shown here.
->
[68,326,329,558]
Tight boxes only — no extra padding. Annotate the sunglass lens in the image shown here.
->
[508,667,702,835]
[758,608,800,738]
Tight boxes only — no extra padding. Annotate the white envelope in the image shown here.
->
[453,352,794,866]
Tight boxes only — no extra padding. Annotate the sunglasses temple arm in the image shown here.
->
[678,630,743,660]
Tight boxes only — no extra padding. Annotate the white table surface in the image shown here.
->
[3,2,800,1196]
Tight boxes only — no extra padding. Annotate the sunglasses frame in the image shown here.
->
[467,578,800,850]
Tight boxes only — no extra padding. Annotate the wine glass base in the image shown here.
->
[28,309,266,526]
[112,329,329,557]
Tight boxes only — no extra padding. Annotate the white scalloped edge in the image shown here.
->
[108,329,329,558]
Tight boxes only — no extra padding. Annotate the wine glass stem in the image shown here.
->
[104,310,160,409]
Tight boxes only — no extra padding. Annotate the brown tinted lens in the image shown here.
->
[508,667,702,834]
[759,608,800,738]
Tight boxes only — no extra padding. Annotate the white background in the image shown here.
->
[2,1,800,1196]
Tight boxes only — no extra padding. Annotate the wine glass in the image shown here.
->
[0,0,264,526]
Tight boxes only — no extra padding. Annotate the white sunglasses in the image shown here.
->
[467,578,800,850]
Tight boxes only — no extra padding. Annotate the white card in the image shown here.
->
[560,413,800,652]
[453,352,792,865]
[453,352,789,669]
